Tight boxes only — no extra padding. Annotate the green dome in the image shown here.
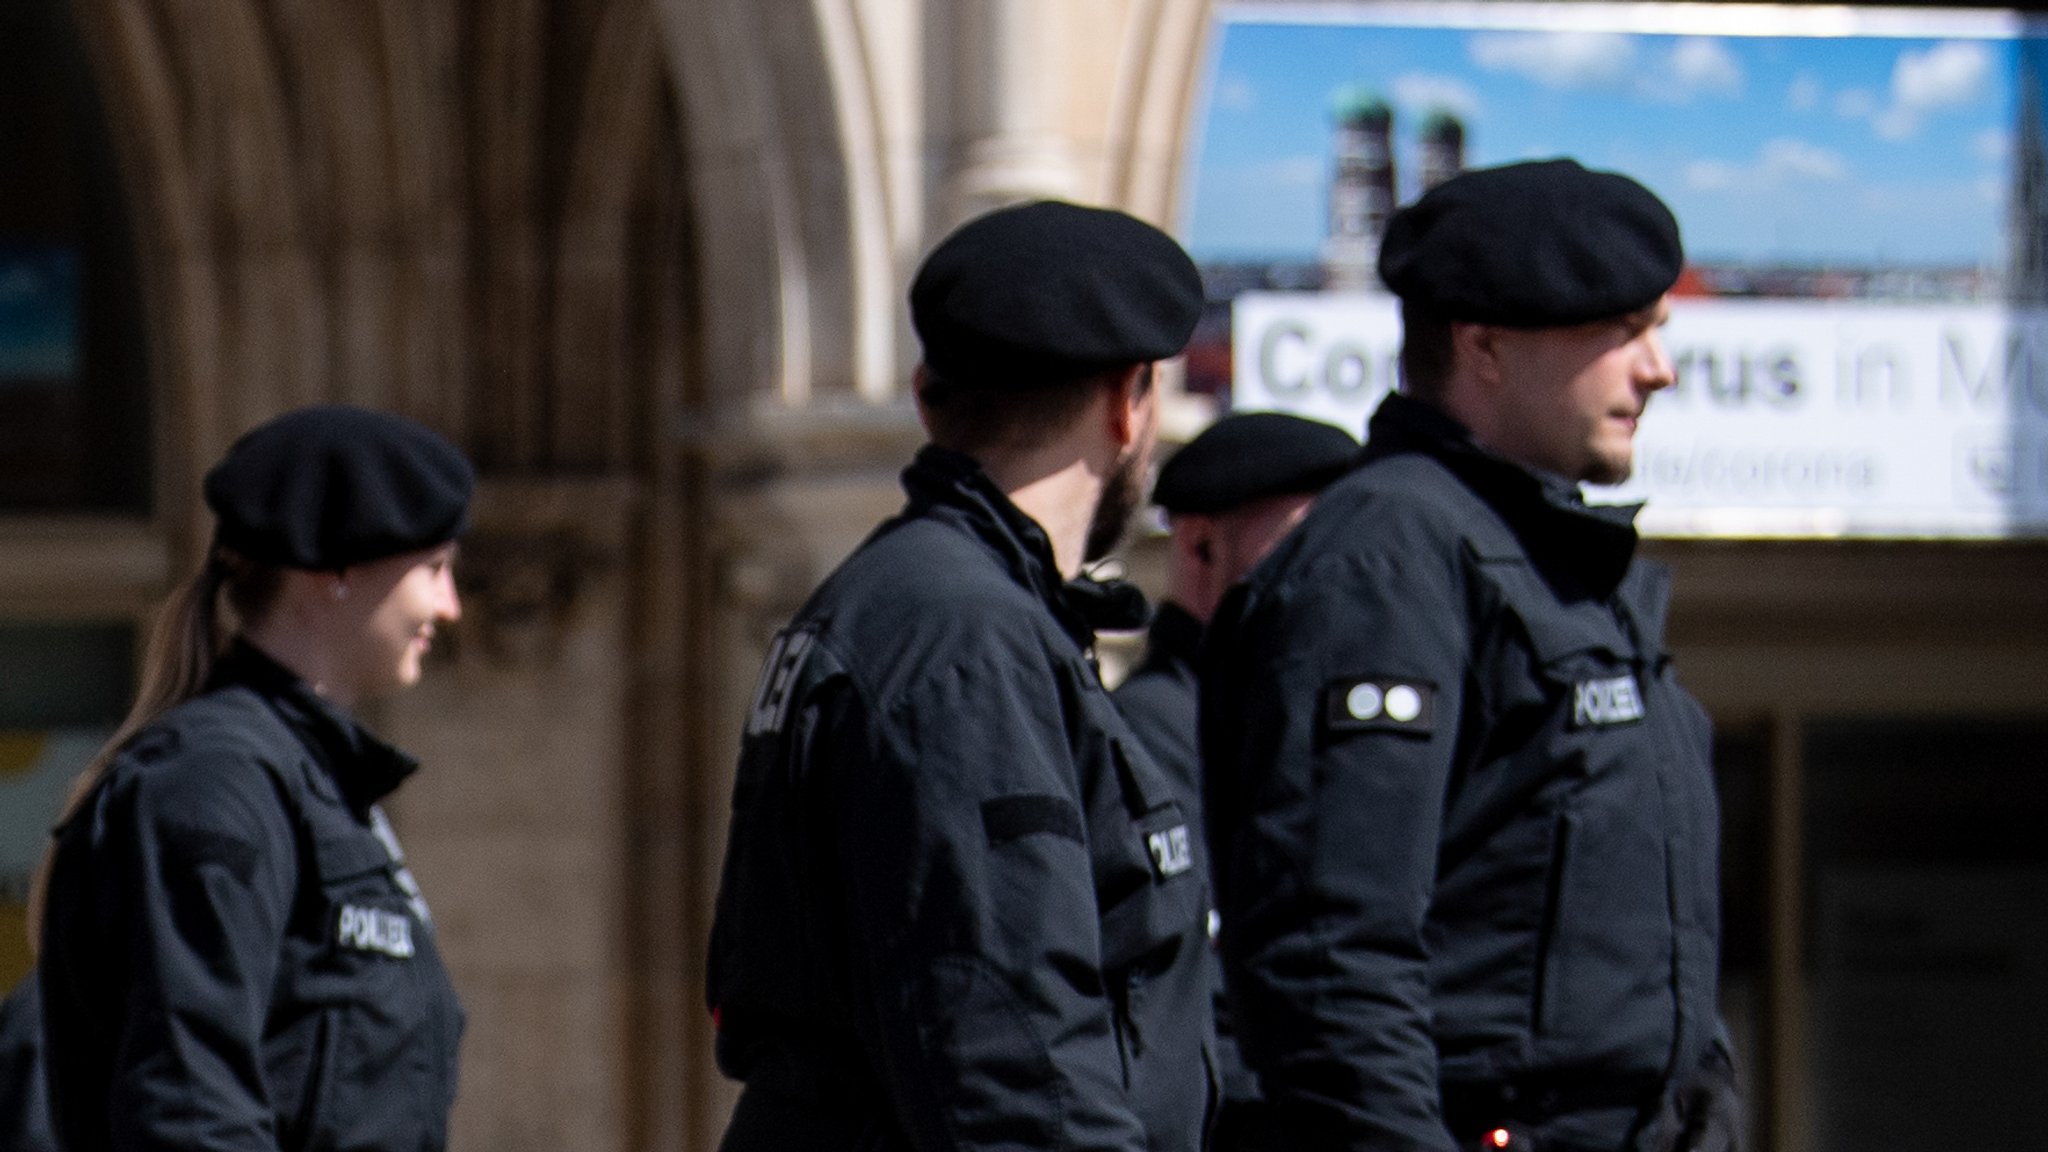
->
[1331,86,1391,126]
[1420,109,1467,141]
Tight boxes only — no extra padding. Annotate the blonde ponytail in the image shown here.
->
[25,551,253,956]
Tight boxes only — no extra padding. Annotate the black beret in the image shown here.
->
[1378,158,1682,327]
[204,404,475,570]
[911,200,1203,387]
[1153,411,1359,516]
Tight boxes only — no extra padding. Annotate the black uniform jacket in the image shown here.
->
[39,642,464,1152]
[0,972,52,1151]
[1113,603,1260,1113]
[708,446,1215,1152]
[1202,395,1722,1151]
[1114,603,1203,805]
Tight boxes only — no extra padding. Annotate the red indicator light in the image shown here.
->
[1488,1129,1512,1149]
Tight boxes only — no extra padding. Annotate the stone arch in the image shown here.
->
[71,0,715,476]
[656,0,907,408]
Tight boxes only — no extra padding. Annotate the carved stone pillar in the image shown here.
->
[945,0,1081,221]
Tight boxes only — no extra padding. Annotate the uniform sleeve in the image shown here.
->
[1202,546,1468,1152]
[828,651,1150,1152]
[104,751,297,1151]
[0,973,52,1152]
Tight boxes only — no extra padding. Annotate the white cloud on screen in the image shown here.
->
[1860,41,1994,140]
[1787,72,1823,113]
[1686,138,1849,191]
[1469,30,1636,90]
[1390,72,1481,118]
[1666,38,1743,100]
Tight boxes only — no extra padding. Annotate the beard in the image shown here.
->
[1584,444,1635,487]
[1083,447,1146,563]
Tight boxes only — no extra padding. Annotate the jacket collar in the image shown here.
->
[209,639,420,812]
[1141,600,1203,671]
[900,444,1099,653]
[1363,393,1641,600]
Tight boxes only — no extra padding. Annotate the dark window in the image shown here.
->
[0,0,150,513]
[1804,718,2048,1152]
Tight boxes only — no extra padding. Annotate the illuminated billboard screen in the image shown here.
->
[1186,2,2048,537]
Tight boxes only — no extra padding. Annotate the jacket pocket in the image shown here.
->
[1098,855,1204,1098]
[1531,810,1574,1037]
[1099,733,1205,973]
[1474,558,1634,667]
[303,827,432,1144]
[310,831,394,891]
[1527,799,1675,1065]
[1098,812,1204,976]
[269,1007,340,1150]
[311,831,416,959]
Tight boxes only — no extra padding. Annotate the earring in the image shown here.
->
[332,582,349,602]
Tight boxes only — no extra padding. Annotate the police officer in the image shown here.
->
[1118,411,1360,799]
[1115,411,1358,1151]
[33,405,470,1152]
[1202,160,1739,1152]
[707,200,1215,1152]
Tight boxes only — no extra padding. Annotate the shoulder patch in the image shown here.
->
[982,794,1083,846]
[745,626,819,737]
[159,823,262,884]
[1323,676,1437,737]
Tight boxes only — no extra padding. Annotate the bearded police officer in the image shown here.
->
[1115,411,1358,1152]
[708,200,1215,1152]
[1202,160,1739,1152]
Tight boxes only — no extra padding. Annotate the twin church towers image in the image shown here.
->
[1322,90,1469,292]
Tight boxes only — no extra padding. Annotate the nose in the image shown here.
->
[439,565,463,623]
[1637,328,1675,393]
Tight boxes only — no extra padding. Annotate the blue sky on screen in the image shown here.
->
[1184,11,2028,266]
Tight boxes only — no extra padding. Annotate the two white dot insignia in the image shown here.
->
[1326,676,1436,736]
[1345,682,1423,724]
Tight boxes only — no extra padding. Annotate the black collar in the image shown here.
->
[1065,571,1151,634]
[900,445,1102,653]
[1363,393,1642,600]
[208,640,420,813]
[1142,600,1204,669]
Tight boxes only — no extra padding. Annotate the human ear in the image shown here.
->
[1449,324,1495,386]
[1104,363,1149,448]
[911,364,934,434]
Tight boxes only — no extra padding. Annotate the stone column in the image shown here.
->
[945,0,1079,222]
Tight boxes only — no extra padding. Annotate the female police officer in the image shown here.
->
[29,404,470,1152]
